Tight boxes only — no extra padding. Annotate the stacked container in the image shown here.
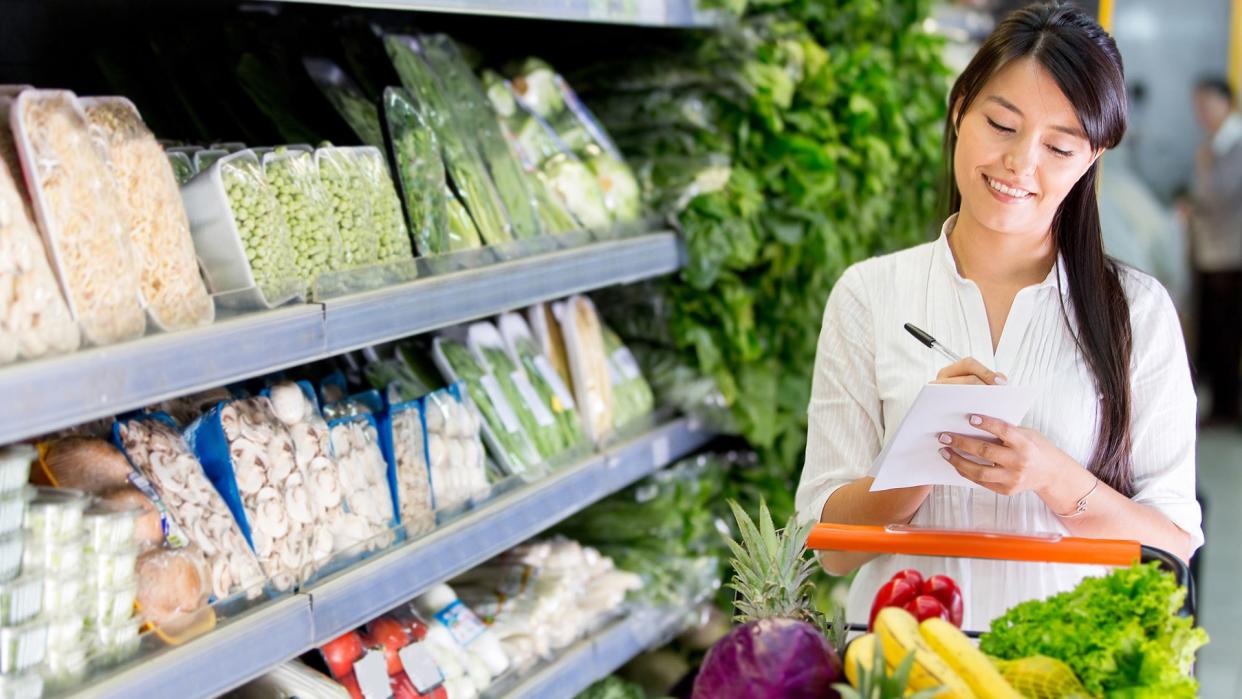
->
[0,449,40,696]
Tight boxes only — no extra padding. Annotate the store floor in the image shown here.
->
[1195,426,1242,698]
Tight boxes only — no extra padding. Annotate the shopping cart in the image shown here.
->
[805,523,1196,637]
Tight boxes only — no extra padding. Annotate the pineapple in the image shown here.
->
[723,499,822,625]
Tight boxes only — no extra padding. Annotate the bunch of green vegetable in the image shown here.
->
[979,563,1208,697]
[384,87,454,256]
[584,0,949,518]
[477,344,567,458]
[601,325,655,430]
[509,331,585,449]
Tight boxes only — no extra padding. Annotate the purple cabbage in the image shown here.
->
[691,617,842,699]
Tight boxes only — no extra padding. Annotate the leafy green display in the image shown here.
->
[478,344,566,458]
[979,563,1208,697]
[600,325,654,429]
[510,332,585,449]
[384,87,453,256]
[585,0,949,517]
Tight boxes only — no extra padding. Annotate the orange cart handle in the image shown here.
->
[806,523,1142,567]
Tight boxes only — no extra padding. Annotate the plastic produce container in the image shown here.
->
[92,615,142,665]
[42,575,84,611]
[0,533,22,583]
[262,145,344,293]
[0,671,42,699]
[0,576,41,627]
[0,486,33,539]
[9,89,146,346]
[87,581,137,627]
[24,487,89,543]
[84,545,139,591]
[180,149,303,310]
[0,619,47,674]
[24,532,85,576]
[82,503,141,554]
[0,449,31,496]
[44,608,84,660]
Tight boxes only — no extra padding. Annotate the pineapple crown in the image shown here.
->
[724,499,820,626]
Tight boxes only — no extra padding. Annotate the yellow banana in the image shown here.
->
[875,607,974,698]
[844,633,877,687]
[919,617,1021,699]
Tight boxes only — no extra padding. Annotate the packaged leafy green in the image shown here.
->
[385,34,514,247]
[601,323,655,430]
[432,336,541,478]
[383,87,449,256]
[467,322,565,460]
[445,185,484,252]
[419,35,544,241]
[498,313,584,450]
[262,146,344,291]
[304,57,384,149]
[544,154,611,231]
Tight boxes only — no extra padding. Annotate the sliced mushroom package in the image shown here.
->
[185,397,322,592]
[376,397,435,537]
[421,383,490,514]
[321,394,399,553]
[113,416,265,600]
[10,89,146,345]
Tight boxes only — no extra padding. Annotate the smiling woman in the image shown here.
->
[796,1,1202,630]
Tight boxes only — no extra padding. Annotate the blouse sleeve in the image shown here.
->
[1126,275,1204,554]
[795,264,885,525]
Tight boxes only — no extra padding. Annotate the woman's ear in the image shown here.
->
[951,98,963,134]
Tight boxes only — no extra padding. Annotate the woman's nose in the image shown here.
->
[1003,135,1039,176]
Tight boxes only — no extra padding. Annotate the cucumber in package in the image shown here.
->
[498,312,585,450]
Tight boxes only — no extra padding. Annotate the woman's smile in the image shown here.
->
[982,173,1036,203]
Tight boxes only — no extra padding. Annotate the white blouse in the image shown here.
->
[795,215,1203,632]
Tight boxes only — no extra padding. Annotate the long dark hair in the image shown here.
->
[944,2,1135,496]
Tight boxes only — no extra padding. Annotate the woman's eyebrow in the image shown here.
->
[984,94,1088,139]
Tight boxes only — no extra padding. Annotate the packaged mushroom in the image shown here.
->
[80,96,215,331]
[377,395,435,537]
[0,103,79,365]
[9,89,146,345]
[135,545,210,628]
[421,384,490,513]
[322,393,399,552]
[114,416,265,600]
[264,381,353,563]
[186,397,322,591]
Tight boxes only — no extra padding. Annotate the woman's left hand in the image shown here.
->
[937,414,1075,496]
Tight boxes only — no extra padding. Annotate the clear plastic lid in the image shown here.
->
[24,531,85,576]
[0,618,47,674]
[82,502,141,554]
[85,544,139,590]
[87,580,138,628]
[0,575,42,627]
[25,487,90,542]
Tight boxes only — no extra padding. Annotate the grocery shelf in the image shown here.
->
[307,415,711,639]
[495,604,693,698]
[0,231,683,445]
[65,416,710,699]
[83,595,314,699]
[273,0,722,27]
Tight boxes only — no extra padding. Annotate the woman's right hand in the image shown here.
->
[932,357,1007,386]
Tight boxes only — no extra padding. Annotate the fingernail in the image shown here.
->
[970,415,983,426]
[939,448,951,460]
[938,433,952,445]
[994,375,1008,385]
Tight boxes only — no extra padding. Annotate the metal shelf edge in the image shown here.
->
[306,417,711,642]
[500,605,690,699]
[83,595,315,699]
[267,0,722,27]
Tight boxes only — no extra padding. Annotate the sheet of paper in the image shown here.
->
[869,383,1042,491]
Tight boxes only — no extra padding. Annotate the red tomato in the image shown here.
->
[922,575,964,628]
[365,617,412,676]
[337,670,363,699]
[904,595,951,623]
[391,672,419,699]
[322,631,365,680]
[890,568,925,590]
[868,577,918,631]
[399,616,429,643]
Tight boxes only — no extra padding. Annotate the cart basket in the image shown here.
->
[806,523,1195,637]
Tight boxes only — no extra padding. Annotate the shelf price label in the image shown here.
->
[353,650,391,699]
[651,435,670,466]
[399,643,445,694]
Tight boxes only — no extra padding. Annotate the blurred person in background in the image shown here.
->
[1188,76,1242,426]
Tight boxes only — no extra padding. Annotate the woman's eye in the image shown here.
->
[1047,145,1074,158]
[986,117,1015,134]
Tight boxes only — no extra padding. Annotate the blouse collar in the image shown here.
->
[935,214,1070,296]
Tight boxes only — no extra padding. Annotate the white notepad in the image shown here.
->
[868,383,1042,491]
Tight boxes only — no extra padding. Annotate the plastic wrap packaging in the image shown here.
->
[421,384,489,514]
[265,381,356,562]
[40,437,134,492]
[262,146,344,292]
[167,151,194,185]
[194,149,227,173]
[412,583,509,689]
[135,546,210,628]
[185,397,321,591]
[322,406,398,553]
[96,486,163,552]
[559,296,616,443]
[10,90,146,345]
[114,416,265,600]
[81,96,214,331]
[377,397,435,537]
[601,324,655,430]
[528,302,574,395]
[355,147,413,264]
[419,35,544,241]
[315,146,379,268]
[0,101,79,364]
[384,87,456,256]
[0,447,33,496]
[385,34,515,248]
[467,322,564,460]
[180,150,303,310]
[499,312,584,450]
[445,186,483,252]
[143,386,234,429]
[303,57,385,150]
[433,336,541,480]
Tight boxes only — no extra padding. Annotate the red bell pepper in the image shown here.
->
[869,570,965,629]
[868,577,918,631]
[923,574,964,627]
[904,594,951,623]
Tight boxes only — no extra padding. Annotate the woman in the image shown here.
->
[795,2,1203,630]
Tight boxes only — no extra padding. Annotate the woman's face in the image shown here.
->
[953,58,1101,237]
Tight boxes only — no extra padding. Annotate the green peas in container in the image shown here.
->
[315,146,379,269]
[356,149,413,264]
[222,157,300,303]
[262,147,344,291]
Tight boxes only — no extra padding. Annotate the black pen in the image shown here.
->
[903,323,963,365]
